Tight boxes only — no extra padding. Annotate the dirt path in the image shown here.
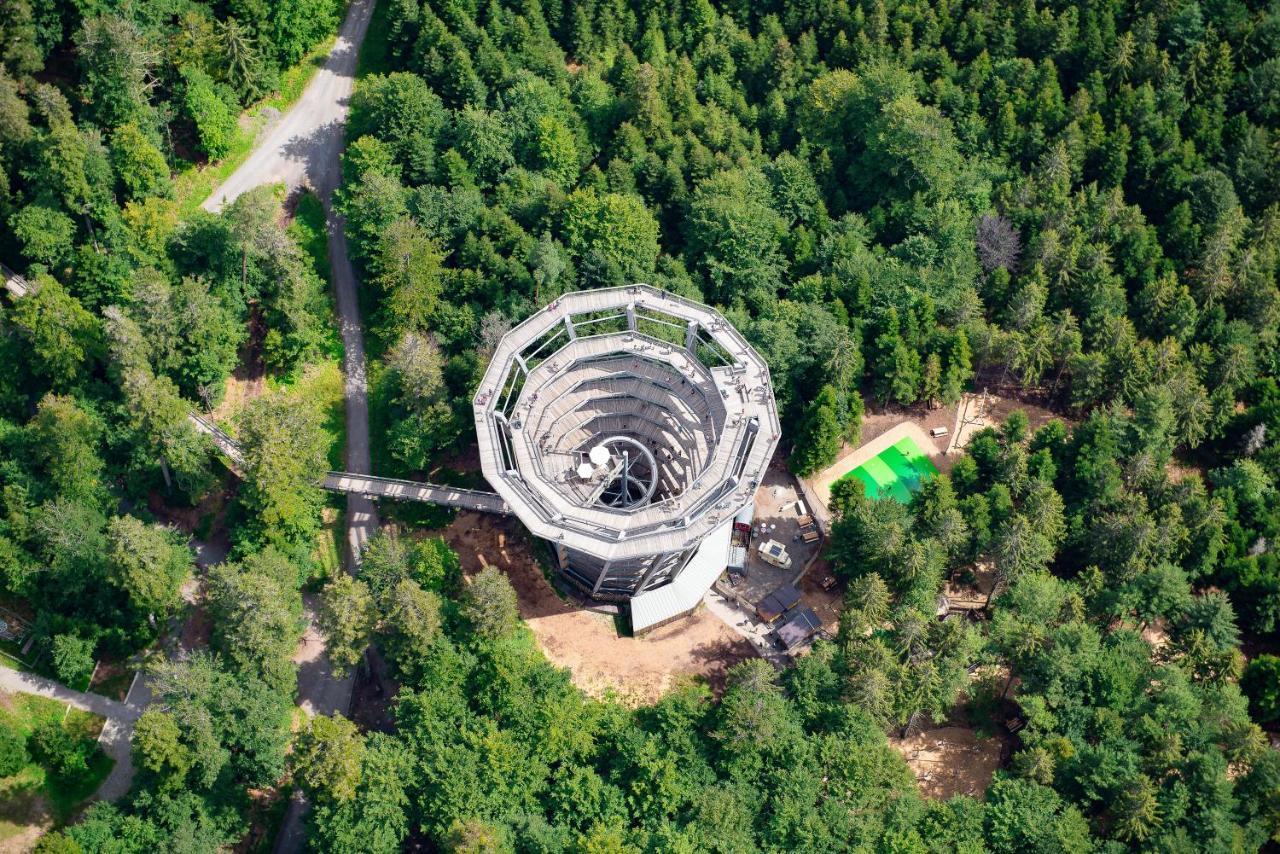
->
[293,593,357,718]
[326,206,380,563]
[442,512,757,703]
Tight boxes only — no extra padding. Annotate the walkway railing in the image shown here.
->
[2,263,29,298]
[187,411,510,514]
[322,472,510,513]
[188,412,246,468]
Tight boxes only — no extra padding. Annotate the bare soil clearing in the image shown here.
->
[797,568,842,633]
[0,796,50,854]
[944,563,998,613]
[439,512,757,704]
[890,725,1007,800]
[860,404,959,463]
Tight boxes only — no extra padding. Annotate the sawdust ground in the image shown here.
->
[440,512,757,704]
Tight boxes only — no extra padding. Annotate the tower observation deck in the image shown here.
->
[474,285,780,630]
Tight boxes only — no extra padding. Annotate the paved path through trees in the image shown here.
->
[199,0,381,572]
[0,2,381,838]
[0,667,144,802]
[201,0,375,214]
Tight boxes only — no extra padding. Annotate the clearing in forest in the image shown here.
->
[806,422,943,520]
[840,435,939,504]
[0,691,112,850]
[890,725,1007,800]
[439,512,757,704]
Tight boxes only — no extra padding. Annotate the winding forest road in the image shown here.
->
[202,0,380,620]
[200,1,380,850]
[0,2,380,838]
[202,0,380,568]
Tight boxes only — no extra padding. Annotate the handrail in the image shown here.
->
[322,473,510,513]
[188,412,246,467]
[2,263,29,298]
[186,411,510,514]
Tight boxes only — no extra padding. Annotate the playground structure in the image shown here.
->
[802,422,941,527]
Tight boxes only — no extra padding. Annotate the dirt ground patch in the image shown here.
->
[1141,620,1170,652]
[890,725,1007,800]
[146,483,230,535]
[0,793,51,854]
[857,394,1070,470]
[983,390,1069,433]
[210,307,268,424]
[88,658,135,702]
[179,598,213,654]
[797,564,842,633]
[438,512,757,704]
[944,563,997,613]
[211,371,266,424]
[859,403,959,464]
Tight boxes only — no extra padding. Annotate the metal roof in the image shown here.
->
[630,520,732,632]
[775,607,822,650]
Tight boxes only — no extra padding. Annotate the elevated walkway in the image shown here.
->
[189,412,246,468]
[187,412,510,515]
[322,473,510,513]
[2,263,29,298]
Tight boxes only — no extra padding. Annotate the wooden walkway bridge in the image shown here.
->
[188,412,510,514]
[2,263,29,298]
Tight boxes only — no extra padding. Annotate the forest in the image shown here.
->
[1,0,1280,850]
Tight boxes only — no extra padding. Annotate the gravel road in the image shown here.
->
[197,1,382,849]
[202,0,375,212]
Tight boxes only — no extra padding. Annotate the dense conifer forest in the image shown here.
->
[2,0,1280,850]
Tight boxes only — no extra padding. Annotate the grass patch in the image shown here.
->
[172,125,258,218]
[311,505,346,586]
[0,640,28,672]
[839,436,939,504]
[216,358,346,471]
[268,38,336,112]
[383,499,456,530]
[268,360,347,471]
[289,191,332,284]
[367,360,395,477]
[0,692,113,835]
[90,662,137,703]
[356,0,393,78]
